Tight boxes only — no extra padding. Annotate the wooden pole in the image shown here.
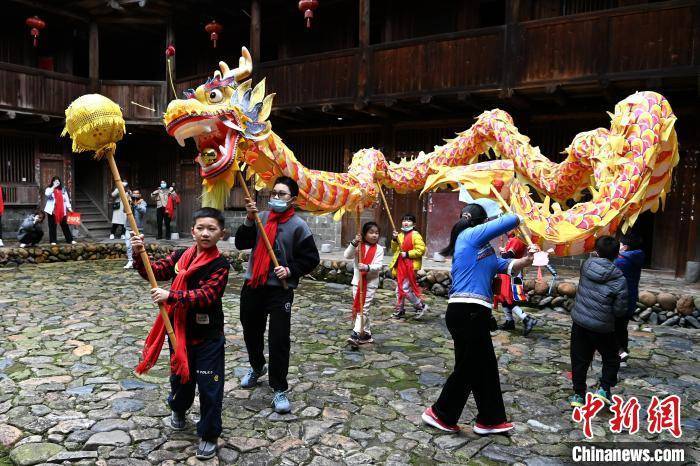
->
[355,208,365,337]
[250,0,261,66]
[490,185,534,247]
[105,151,177,350]
[376,183,397,233]
[236,169,288,289]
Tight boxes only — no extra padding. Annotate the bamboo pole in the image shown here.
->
[376,183,397,233]
[490,185,534,247]
[105,151,178,350]
[355,209,366,337]
[236,168,288,290]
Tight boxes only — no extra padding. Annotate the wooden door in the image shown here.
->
[178,164,200,233]
[40,159,64,191]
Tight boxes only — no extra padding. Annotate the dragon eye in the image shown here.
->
[208,88,224,103]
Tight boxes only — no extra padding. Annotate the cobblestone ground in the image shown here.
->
[0,261,698,465]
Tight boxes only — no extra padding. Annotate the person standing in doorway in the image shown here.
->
[110,180,129,239]
[165,182,180,230]
[152,180,171,240]
[124,188,146,269]
[43,176,76,245]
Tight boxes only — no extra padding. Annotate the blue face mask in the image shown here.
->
[160,183,167,189]
[269,199,290,213]
[401,226,413,232]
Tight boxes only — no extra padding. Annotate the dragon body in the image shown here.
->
[163,48,678,255]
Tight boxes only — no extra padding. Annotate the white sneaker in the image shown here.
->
[0,239,4,247]
[19,243,26,248]
[109,234,115,240]
[51,242,57,245]
[123,261,133,269]
[120,234,125,240]
[71,241,77,245]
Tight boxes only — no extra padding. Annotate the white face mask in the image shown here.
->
[401,226,413,232]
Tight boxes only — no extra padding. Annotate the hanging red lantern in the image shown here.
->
[204,20,223,48]
[298,0,319,29]
[25,16,46,48]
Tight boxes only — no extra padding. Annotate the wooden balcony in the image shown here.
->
[100,80,166,123]
[0,63,89,116]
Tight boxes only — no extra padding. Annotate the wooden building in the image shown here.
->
[0,0,697,277]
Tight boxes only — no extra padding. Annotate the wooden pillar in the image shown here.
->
[89,22,99,92]
[166,18,176,99]
[250,0,261,65]
[500,0,520,97]
[355,0,370,109]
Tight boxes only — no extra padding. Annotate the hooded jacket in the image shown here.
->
[571,257,628,333]
[614,249,644,318]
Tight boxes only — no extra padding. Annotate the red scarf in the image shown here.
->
[0,185,4,215]
[352,243,377,321]
[247,208,295,288]
[396,231,422,303]
[165,192,180,219]
[135,245,221,383]
[53,188,65,224]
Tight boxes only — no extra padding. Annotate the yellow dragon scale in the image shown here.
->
[162,51,678,256]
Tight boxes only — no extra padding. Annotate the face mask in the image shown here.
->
[269,199,290,213]
[160,183,167,189]
[123,182,128,187]
[401,226,413,232]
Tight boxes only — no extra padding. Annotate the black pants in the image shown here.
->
[168,336,225,442]
[432,302,507,426]
[47,214,73,243]
[570,322,620,396]
[110,223,124,236]
[614,317,629,353]
[240,284,294,392]
[157,207,171,239]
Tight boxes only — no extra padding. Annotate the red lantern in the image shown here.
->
[298,0,319,29]
[204,20,223,48]
[25,16,46,48]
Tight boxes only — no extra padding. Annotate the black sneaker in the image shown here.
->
[357,332,374,344]
[499,319,515,331]
[347,331,360,347]
[523,316,538,336]
[196,439,217,460]
[170,411,186,431]
[392,309,406,319]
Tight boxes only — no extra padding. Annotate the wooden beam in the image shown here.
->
[8,0,89,22]
[456,92,480,109]
[250,0,261,64]
[498,88,529,109]
[89,22,99,92]
[545,84,567,107]
[599,79,616,104]
[96,17,167,24]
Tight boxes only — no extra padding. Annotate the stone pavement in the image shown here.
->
[0,260,698,465]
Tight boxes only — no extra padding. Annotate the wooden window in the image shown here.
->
[0,135,34,184]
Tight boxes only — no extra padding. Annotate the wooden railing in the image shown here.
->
[370,27,505,97]
[2,183,40,205]
[0,63,89,115]
[515,1,697,85]
[100,80,166,121]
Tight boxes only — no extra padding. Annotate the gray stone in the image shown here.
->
[90,419,135,432]
[685,316,700,329]
[111,398,144,413]
[48,450,98,462]
[10,442,65,466]
[430,283,446,296]
[539,296,554,307]
[649,312,659,325]
[84,430,132,449]
[661,316,680,326]
[639,309,653,321]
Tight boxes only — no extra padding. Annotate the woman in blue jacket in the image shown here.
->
[422,204,534,435]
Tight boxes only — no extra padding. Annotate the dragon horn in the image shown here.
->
[232,46,253,82]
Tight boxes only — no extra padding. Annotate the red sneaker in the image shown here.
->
[421,407,460,433]
[473,421,514,435]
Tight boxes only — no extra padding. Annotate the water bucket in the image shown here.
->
[433,252,446,262]
[170,233,180,240]
[321,243,332,253]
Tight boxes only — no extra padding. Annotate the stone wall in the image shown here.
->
[1,244,697,329]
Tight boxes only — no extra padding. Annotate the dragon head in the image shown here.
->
[163,47,275,208]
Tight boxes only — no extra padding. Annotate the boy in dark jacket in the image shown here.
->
[131,207,230,460]
[569,236,628,408]
[613,232,644,362]
[235,176,320,414]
